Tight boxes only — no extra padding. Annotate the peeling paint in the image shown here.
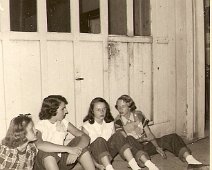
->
[107,42,120,60]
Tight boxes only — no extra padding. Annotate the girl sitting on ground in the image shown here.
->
[114,94,207,169]
[0,114,37,170]
[82,97,159,170]
[34,95,95,170]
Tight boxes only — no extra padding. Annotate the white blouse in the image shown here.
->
[83,120,115,143]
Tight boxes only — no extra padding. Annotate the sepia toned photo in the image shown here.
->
[0,0,210,169]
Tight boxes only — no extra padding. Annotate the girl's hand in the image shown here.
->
[66,147,82,164]
[156,147,167,159]
[67,146,82,155]
[66,153,79,164]
[95,163,105,170]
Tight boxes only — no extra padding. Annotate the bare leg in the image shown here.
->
[101,155,112,167]
[43,156,59,170]
[123,148,134,161]
[78,151,96,170]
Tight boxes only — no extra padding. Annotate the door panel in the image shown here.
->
[108,42,129,117]
[108,42,152,120]
[130,43,152,120]
[46,41,75,123]
[75,41,104,126]
[0,41,6,140]
[4,41,42,124]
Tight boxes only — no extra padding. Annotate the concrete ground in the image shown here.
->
[73,136,210,170]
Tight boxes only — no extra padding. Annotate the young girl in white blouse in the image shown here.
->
[82,97,158,170]
[34,95,95,170]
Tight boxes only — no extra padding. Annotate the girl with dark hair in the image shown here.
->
[0,114,37,170]
[115,94,206,169]
[34,95,95,170]
[82,97,157,170]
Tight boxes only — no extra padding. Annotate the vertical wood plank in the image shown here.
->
[186,0,195,140]
[37,0,48,99]
[130,43,152,119]
[166,0,176,133]
[0,41,7,139]
[101,0,110,102]
[108,42,129,117]
[126,0,133,36]
[46,41,75,124]
[194,0,205,138]
[175,0,187,135]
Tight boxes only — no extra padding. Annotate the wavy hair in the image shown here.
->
[39,95,68,120]
[2,114,32,148]
[83,97,114,124]
[115,95,137,112]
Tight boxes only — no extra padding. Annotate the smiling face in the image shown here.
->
[116,99,130,117]
[55,102,68,121]
[93,102,107,123]
[25,121,37,142]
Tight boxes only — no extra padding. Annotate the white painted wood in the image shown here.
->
[126,0,133,36]
[186,0,195,140]
[175,0,187,136]
[0,0,10,33]
[129,43,152,120]
[151,0,176,135]
[46,41,75,124]
[166,0,176,133]
[0,0,205,141]
[108,42,129,117]
[0,40,7,140]
[101,0,110,102]
[75,42,104,126]
[155,0,168,37]
[108,36,152,43]
[194,0,205,138]
[153,44,170,123]
[3,41,42,124]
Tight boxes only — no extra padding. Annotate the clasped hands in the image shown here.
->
[66,146,82,165]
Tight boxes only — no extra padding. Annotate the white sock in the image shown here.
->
[186,155,202,165]
[144,160,159,170]
[128,158,141,170]
[106,164,115,170]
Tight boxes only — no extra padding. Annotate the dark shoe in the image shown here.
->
[187,164,209,169]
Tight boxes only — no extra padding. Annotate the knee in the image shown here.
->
[126,135,135,141]
[114,131,125,139]
[169,133,180,140]
[43,156,59,170]
[126,136,137,145]
[94,137,107,144]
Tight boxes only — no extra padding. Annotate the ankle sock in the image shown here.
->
[128,158,141,170]
[186,155,202,165]
[106,164,114,170]
[144,160,159,170]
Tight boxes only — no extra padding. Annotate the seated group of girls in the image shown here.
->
[0,95,206,170]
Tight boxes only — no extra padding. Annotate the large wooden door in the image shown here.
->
[74,40,105,127]
[107,0,177,137]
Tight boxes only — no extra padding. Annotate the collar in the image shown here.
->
[94,120,106,126]
[121,113,134,125]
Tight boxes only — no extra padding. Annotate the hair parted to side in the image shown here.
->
[2,114,32,148]
[115,94,137,112]
[39,95,68,120]
[83,97,114,124]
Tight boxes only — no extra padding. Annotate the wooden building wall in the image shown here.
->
[0,0,205,141]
